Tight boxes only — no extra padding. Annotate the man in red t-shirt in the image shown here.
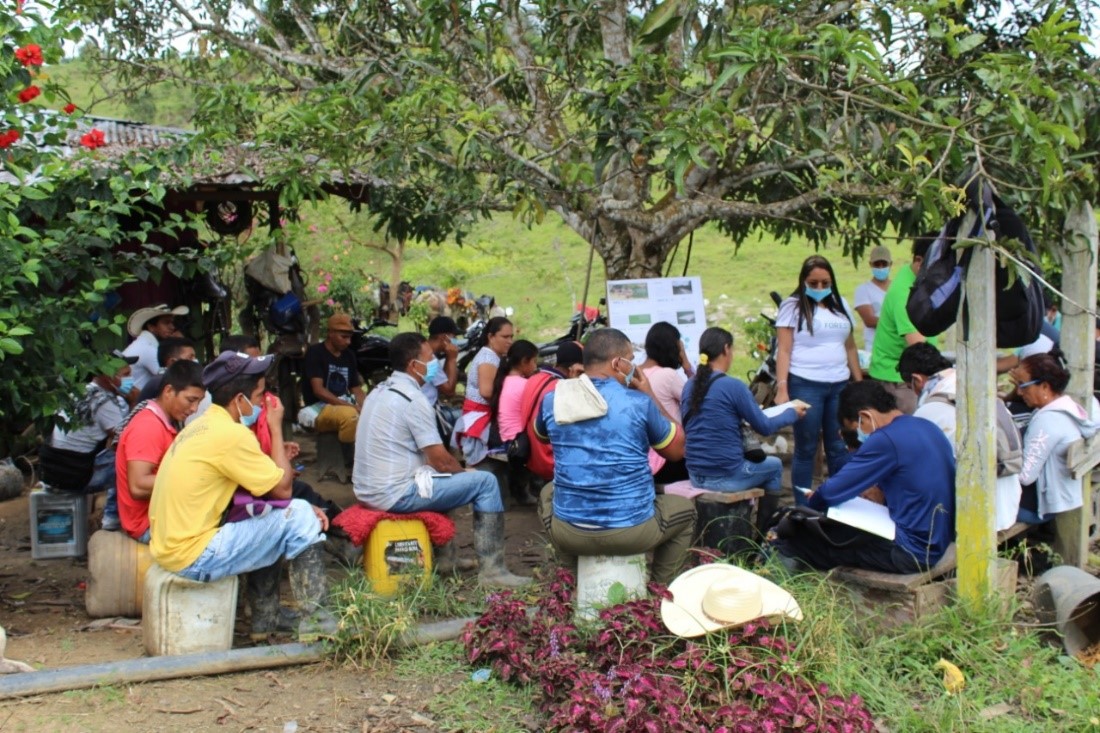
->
[520,341,585,481]
[114,361,206,542]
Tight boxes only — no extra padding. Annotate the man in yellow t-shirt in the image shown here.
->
[149,351,335,642]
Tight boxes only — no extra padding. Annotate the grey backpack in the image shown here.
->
[926,393,1023,477]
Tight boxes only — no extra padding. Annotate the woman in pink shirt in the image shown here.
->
[490,339,541,505]
[640,322,694,484]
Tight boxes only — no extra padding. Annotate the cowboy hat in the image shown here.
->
[127,305,189,338]
[660,563,803,638]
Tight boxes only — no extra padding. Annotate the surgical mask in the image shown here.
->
[417,358,441,383]
[856,412,876,444]
[616,359,637,388]
[118,377,135,394]
[805,286,832,302]
[238,395,263,428]
[872,267,891,281]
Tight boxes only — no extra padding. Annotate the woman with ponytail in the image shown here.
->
[681,327,807,534]
[775,255,862,504]
[489,339,541,505]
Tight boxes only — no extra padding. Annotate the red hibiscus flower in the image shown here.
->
[0,130,21,149]
[17,86,41,104]
[80,128,106,149]
[15,44,44,67]
[63,103,77,114]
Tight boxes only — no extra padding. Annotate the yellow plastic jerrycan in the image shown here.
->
[363,519,434,595]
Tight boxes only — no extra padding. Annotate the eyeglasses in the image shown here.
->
[1016,379,1040,390]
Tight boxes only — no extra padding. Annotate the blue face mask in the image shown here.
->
[617,359,637,388]
[872,267,891,282]
[118,377,135,394]
[239,395,263,428]
[805,286,832,302]
[856,412,874,443]
[417,358,441,383]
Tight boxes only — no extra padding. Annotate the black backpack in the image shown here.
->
[906,182,1044,348]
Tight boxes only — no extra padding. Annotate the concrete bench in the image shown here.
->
[828,522,1029,625]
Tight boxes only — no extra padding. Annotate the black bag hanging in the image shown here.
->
[906,180,1043,348]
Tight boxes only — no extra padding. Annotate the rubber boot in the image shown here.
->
[433,541,478,576]
[288,543,339,642]
[340,441,355,469]
[473,511,531,588]
[755,493,782,543]
[508,466,538,507]
[246,563,299,642]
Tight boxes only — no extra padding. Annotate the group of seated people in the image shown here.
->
[42,292,1098,641]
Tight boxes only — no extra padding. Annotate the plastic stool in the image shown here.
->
[575,554,648,621]
[363,519,434,596]
[143,564,238,656]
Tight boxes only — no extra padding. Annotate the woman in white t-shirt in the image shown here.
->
[852,245,893,351]
[775,255,862,502]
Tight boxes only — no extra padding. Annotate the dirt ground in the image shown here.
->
[0,435,549,732]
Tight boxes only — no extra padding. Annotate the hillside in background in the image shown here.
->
[48,58,195,127]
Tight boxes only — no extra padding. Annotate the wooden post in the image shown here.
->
[955,237,999,606]
[1054,202,1099,568]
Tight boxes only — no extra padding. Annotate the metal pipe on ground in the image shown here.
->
[0,617,477,700]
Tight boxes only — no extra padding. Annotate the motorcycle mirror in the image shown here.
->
[504,306,514,317]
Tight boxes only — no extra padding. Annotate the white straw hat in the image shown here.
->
[660,563,803,638]
[127,304,189,338]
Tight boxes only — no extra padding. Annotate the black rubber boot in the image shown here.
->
[246,562,299,641]
[472,511,531,588]
[755,493,782,542]
[434,541,478,575]
[288,543,338,642]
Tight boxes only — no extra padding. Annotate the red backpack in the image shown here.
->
[520,371,561,480]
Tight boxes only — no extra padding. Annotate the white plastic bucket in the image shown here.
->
[143,563,238,656]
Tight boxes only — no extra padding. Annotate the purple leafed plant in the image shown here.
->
[462,566,874,732]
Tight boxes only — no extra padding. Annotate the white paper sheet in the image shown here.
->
[826,496,896,540]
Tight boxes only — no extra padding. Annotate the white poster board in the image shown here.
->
[606,277,706,364]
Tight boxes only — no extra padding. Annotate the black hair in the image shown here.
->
[1020,353,1071,393]
[684,327,733,423]
[389,332,427,372]
[490,339,539,421]
[156,337,195,368]
[788,254,851,335]
[838,381,897,423]
[645,322,682,370]
[912,232,937,260]
[897,343,952,383]
[220,333,261,354]
[160,360,205,397]
[485,316,512,339]
[211,373,263,407]
[583,328,632,367]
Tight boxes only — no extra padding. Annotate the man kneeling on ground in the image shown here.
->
[352,332,530,587]
[148,351,335,641]
[534,328,696,585]
[772,380,955,573]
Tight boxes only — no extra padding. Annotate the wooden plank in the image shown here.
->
[1067,434,1100,480]
[1055,201,1099,568]
[955,230,999,605]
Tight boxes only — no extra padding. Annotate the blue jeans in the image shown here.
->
[388,470,504,514]
[177,499,325,582]
[690,457,784,496]
[86,449,116,493]
[788,374,849,504]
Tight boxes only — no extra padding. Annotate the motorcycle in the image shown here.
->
[747,291,784,407]
[537,299,608,364]
[352,318,396,387]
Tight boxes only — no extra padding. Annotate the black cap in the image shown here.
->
[556,341,584,368]
[428,316,459,336]
[203,351,273,392]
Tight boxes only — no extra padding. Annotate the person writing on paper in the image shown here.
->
[535,328,696,585]
[774,255,862,505]
[772,381,955,573]
[352,332,529,587]
[682,327,807,536]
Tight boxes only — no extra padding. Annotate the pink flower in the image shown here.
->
[308,224,318,233]
[317,284,329,294]
[325,298,335,307]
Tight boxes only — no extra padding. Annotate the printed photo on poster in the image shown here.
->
[606,276,707,366]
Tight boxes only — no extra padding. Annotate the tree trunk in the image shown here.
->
[597,222,680,280]
[389,238,405,314]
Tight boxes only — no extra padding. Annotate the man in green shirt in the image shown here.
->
[869,235,938,414]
